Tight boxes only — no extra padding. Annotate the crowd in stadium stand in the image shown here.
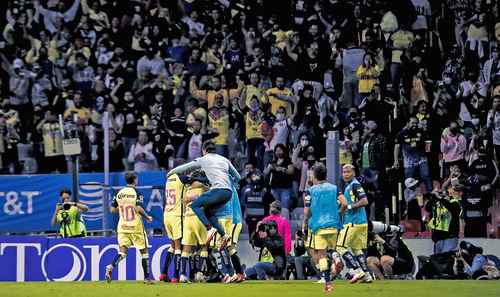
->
[1,0,500,237]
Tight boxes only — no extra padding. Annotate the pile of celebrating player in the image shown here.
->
[105,140,397,292]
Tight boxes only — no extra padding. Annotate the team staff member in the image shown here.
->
[160,171,186,283]
[303,164,346,293]
[51,188,89,238]
[336,164,373,284]
[168,141,241,249]
[105,172,153,284]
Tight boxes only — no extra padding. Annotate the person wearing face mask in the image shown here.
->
[440,121,467,178]
[292,134,312,172]
[267,106,291,164]
[264,144,295,220]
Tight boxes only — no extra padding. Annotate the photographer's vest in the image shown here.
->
[57,206,86,237]
[427,198,461,232]
[244,188,265,218]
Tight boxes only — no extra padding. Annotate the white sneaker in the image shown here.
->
[205,227,218,245]
[316,277,326,284]
[349,270,366,284]
[222,274,231,283]
[179,274,191,283]
[105,265,113,283]
[360,273,373,283]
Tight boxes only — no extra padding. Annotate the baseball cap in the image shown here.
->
[405,178,419,188]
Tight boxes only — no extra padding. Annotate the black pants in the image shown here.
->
[246,138,265,171]
[464,218,488,238]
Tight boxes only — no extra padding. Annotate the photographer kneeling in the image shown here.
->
[50,188,88,238]
[366,228,414,279]
[245,220,286,280]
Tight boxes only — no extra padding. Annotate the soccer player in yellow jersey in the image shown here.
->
[160,172,186,283]
[105,172,153,284]
[179,172,210,283]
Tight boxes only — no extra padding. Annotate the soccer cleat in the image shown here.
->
[194,272,207,283]
[143,277,154,285]
[332,257,344,276]
[349,270,366,284]
[316,277,326,284]
[219,235,231,250]
[105,265,113,283]
[222,274,231,283]
[159,273,170,282]
[179,274,191,283]
[229,273,245,283]
[170,277,179,283]
[324,282,334,293]
[360,273,373,283]
[205,227,218,245]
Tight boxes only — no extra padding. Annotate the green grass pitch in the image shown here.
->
[1,280,499,297]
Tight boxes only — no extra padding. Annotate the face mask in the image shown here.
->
[449,127,458,134]
[250,103,259,112]
[301,140,309,147]
[349,113,358,119]
[307,160,315,167]
[276,113,285,121]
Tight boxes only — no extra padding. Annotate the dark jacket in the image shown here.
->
[360,133,389,171]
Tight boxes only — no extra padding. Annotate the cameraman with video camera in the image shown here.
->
[245,220,286,280]
[50,188,88,238]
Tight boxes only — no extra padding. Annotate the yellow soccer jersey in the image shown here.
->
[114,186,145,234]
[164,174,185,217]
[184,186,205,217]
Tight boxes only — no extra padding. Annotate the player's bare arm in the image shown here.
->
[135,205,153,223]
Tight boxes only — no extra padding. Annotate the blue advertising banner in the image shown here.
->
[0,171,166,232]
[0,236,172,282]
